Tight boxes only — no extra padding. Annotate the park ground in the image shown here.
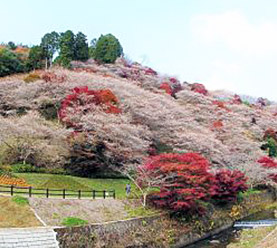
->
[0,173,158,228]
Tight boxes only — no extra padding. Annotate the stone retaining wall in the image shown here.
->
[55,191,276,248]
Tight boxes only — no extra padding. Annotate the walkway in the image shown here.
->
[0,227,59,248]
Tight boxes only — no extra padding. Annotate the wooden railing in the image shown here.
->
[0,184,115,199]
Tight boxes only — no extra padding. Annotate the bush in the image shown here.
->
[59,87,121,127]
[261,138,277,157]
[257,156,277,168]
[11,163,46,173]
[41,72,67,83]
[212,169,248,204]
[190,83,208,95]
[263,128,277,142]
[160,83,172,95]
[38,101,59,120]
[62,217,88,227]
[23,73,41,83]
[94,34,123,63]
[12,196,29,206]
[144,153,216,215]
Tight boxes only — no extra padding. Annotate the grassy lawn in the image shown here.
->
[0,196,42,227]
[227,226,276,248]
[15,173,138,199]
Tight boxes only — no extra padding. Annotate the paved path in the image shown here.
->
[0,227,59,248]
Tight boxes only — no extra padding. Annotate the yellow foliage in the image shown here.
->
[23,73,41,83]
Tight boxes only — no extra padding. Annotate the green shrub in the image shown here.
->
[11,163,66,175]
[268,138,277,157]
[0,48,24,77]
[62,217,88,227]
[94,34,123,63]
[38,101,59,120]
[11,163,46,173]
[12,196,29,206]
[0,165,12,173]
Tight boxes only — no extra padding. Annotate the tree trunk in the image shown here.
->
[45,57,48,70]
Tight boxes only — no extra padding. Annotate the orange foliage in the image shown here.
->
[0,174,30,187]
[14,46,29,55]
[41,72,67,83]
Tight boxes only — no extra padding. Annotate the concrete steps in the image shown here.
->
[0,228,59,248]
[234,220,277,228]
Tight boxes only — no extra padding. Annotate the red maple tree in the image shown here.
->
[59,86,121,127]
[142,153,216,214]
[212,169,248,203]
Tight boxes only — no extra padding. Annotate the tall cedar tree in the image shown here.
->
[94,34,123,63]
[74,32,89,61]
[26,45,44,70]
[59,30,75,67]
[40,31,60,69]
[89,38,97,58]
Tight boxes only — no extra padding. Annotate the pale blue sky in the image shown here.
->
[1,0,277,100]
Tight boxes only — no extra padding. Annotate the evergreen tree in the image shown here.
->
[26,45,44,70]
[41,31,60,69]
[94,34,123,63]
[7,41,16,50]
[0,48,23,76]
[89,38,97,58]
[59,30,75,67]
[74,32,89,61]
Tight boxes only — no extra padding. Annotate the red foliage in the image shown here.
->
[212,100,230,112]
[269,174,277,183]
[257,156,277,183]
[41,72,67,83]
[257,156,277,168]
[160,83,173,95]
[144,153,216,215]
[263,128,277,141]
[169,77,178,84]
[160,78,182,97]
[59,86,121,127]
[212,120,224,130]
[190,83,208,95]
[144,67,157,76]
[213,169,248,203]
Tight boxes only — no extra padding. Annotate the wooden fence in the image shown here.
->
[0,184,115,199]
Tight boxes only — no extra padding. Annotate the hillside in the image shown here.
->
[0,58,277,186]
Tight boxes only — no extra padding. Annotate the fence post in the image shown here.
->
[92,190,95,199]
[29,187,32,197]
[46,188,49,198]
[103,190,106,199]
[78,190,81,199]
[11,185,14,196]
[63,189,66,199]
[113,190,115,199]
